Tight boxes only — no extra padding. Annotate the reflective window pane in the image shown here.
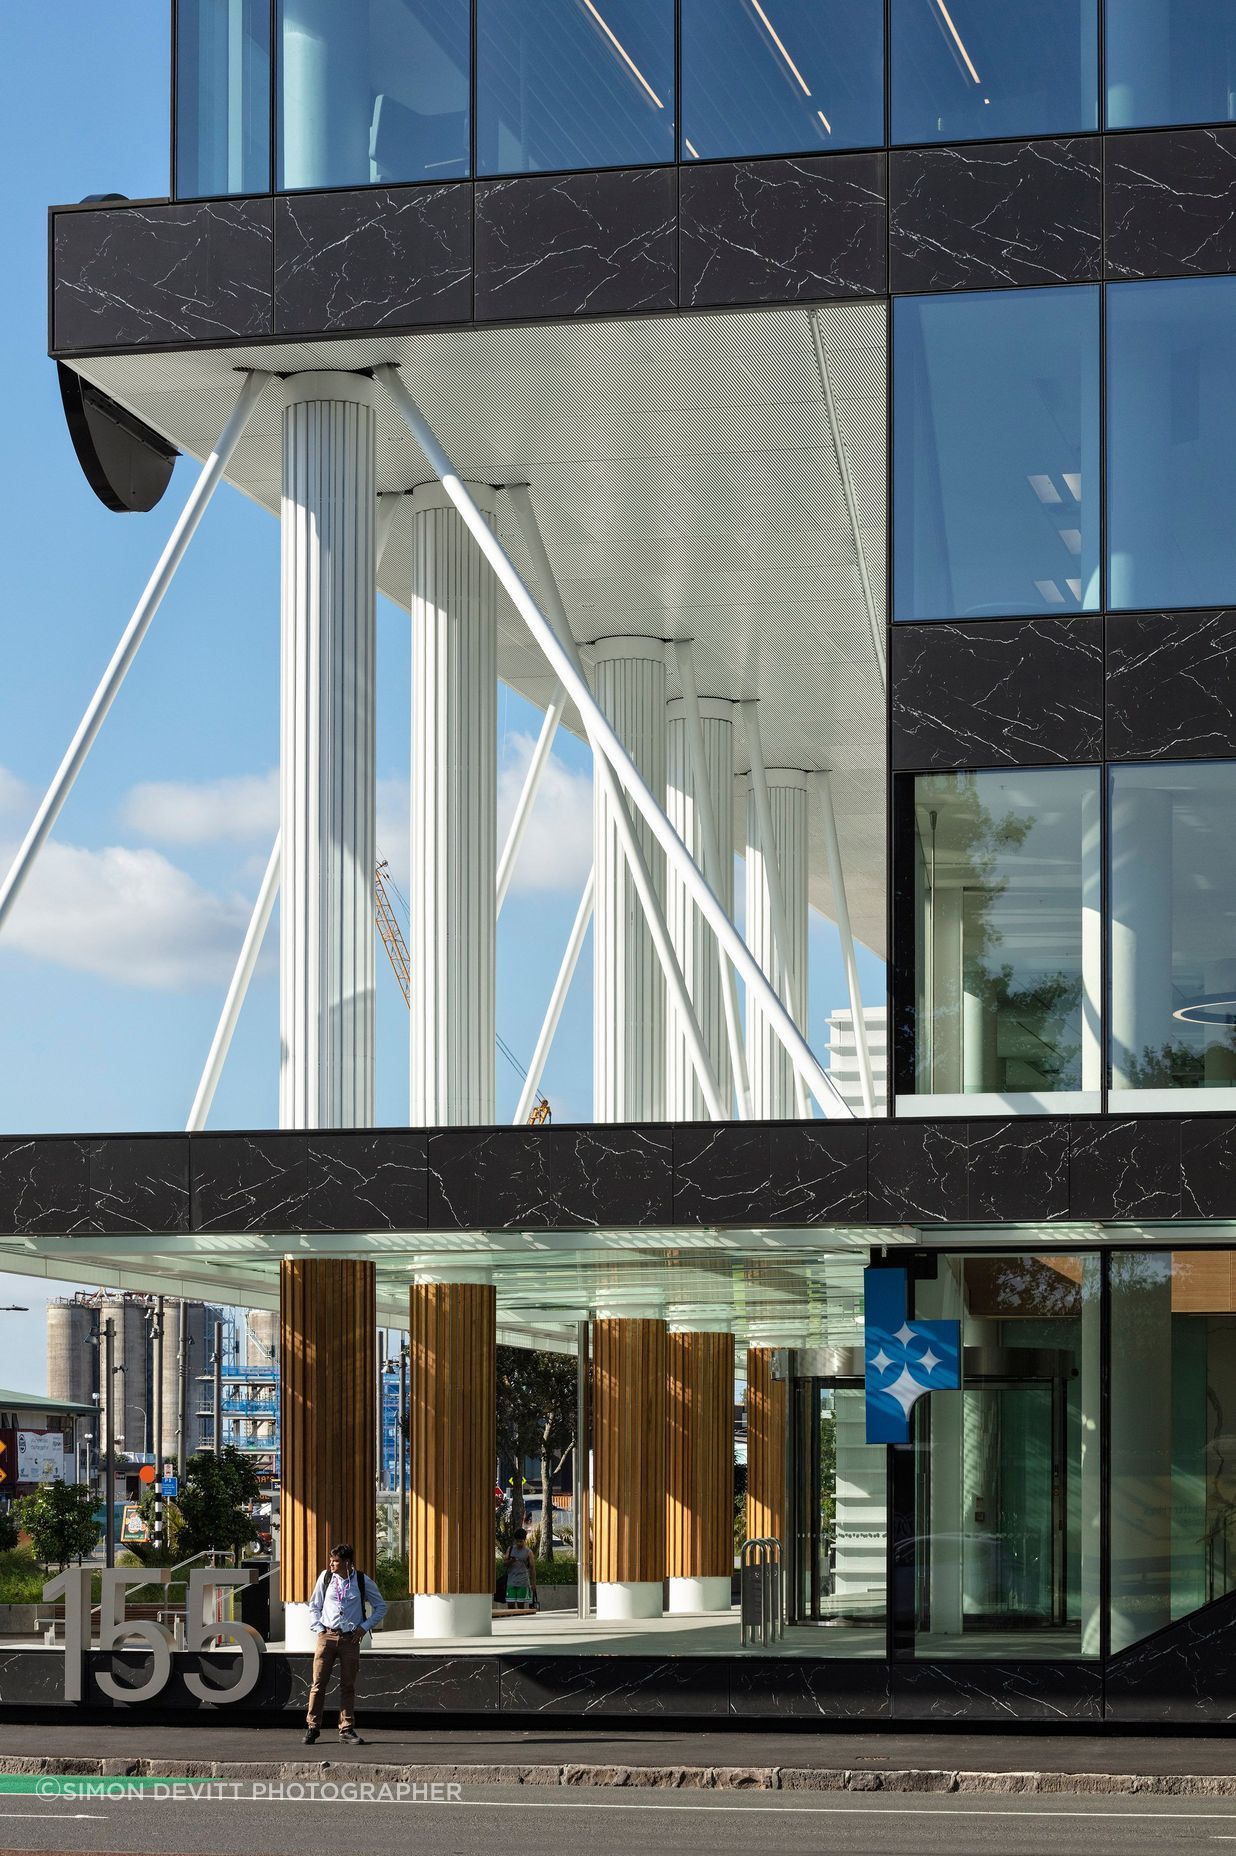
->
[894,289,1100,622]
[1109,763,1236,1096]
[477,0,674,176]
[176,0,271,199]
[680,0,883,161]
[278,0,470,191]
[1110,1250,1236,1653]
[1107,278,1236,612]
[910,1255,1099,1659]
[1106,0,1236,130]
[891,0,1099,144]
[910,769,1101,1102]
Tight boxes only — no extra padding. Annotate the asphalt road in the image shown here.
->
[6,1788,1236,1856]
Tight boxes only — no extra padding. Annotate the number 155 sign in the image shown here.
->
[43,1568,264,1704]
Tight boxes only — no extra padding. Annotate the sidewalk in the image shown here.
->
[0,1720,1233,1795]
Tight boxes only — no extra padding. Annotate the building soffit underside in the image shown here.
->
[60,301,888,955]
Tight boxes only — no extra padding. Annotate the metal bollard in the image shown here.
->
[739,1536,784,1647]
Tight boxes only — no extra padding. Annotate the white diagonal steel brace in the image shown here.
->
[809,310,886,695]
[374,367,848,1118]
[186,832,281,1132]
[741,701,812,1120]
[0,369,270,938]
[514,866,595,1125]
[496,680,567,916]
[814,770,875,1117]
[503,482,726,1122]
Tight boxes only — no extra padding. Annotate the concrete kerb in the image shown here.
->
[4,1756,1236,1795]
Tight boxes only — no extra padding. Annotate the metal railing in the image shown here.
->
[739,1536,784,1648]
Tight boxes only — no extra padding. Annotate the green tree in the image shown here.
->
[536,1354,577,1564]
[0,1509,19,1553]
[495,1349,578,1557]
[17,1480,100,1571]
[177,1448,262,1564]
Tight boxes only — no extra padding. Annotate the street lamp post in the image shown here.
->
[103,1317,116,1568]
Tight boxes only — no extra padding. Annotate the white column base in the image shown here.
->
[413,1593,493,1639]
[667,1575,732,1615]
[596,1580,663,1621]
[283,1602,316,1653]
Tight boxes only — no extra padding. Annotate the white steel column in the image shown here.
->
[666,697,734,1120]
[814,771,874,1117]
[409,484,497,1127]
[593,639,667,1122]
[279,374,377,1131]
[745,769,809,1118]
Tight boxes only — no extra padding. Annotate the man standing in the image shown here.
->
[303,1542,388,1745]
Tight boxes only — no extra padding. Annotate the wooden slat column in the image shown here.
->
[593,1316,666,1619]
[745,1346,786,1546]
[280,1259,376,1641]
[409,1276,496,1639]
[666,1327,734,1614]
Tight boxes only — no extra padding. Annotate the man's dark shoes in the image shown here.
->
[339,1727,364,1745]
[302,1728,319,1745]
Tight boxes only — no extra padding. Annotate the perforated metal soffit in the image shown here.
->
[73,302,889,953]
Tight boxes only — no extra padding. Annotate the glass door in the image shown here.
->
[791,1377,887,1653]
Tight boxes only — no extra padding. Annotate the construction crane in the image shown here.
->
[374,860,551,1126]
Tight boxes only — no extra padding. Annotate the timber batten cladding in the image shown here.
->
[592,1317,667,1586]
[279,1258,376,1604]
[666,1329,735,1582]
[745,1346,786,1547]
[408,1281,496,1597]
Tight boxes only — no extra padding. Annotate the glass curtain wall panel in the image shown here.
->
[176,0,271,198]
[1107,278,1236,613]
[1108,762,1236,1103]
[910,768,1102,1108]
[910,1253,1099,1658]
[680,0,883,160]
[1106,0,1236,129]
[1110,1249,1236,1653]
[476,0,675,175]
[890,0,1099,144]
[893,289,1101,622]
[277,0,470,191]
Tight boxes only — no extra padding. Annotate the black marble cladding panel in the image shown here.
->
[891,619,1104,771]
[498,1654,728,1717]
[190,1132,309,1233]
[1106,611,1236,761]
[86,1135,190,1235]
[54,200,274,352]
[767,1124,868,1225]
[427,1126,672,1229]
[890,139,1101,293]
[673,1123,770,1226]
[966,1120,1071,1223]
[1106,127,1236,279]
[731,1656,890,1718]
[0,1137,92,1236]
[679,152,886,308]
[1181,1118,1236,1220]
[892,1660,1104,1722]
[304,1131,428,1233]
[474,167,677,322]
[1106,1591,1236,1725]
[274,185,471,335]
[1069,1118,1182,1222]
[868,1121,968,1224]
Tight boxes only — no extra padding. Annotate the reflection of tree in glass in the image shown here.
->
[966,965,1083,1090]
[919,779,1031,970]
[1123,1036,1236,1090]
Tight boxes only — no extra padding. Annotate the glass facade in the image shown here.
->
[1107,278,1236,614]
[277,0,470,192]
[476,0,675,177]
[680,0,883,162]
[894,289,1100,623]
[890,0,1099,145]
[175,0,271,199]
[1106,0,1236,129]
[1109,763,1236,1097]
[910,770,1101,1103]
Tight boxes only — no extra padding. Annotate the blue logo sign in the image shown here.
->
[159,1477,178,1499]
[864,1266,961,1445]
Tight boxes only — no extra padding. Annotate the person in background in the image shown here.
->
[504,1528,538,1612]
[303,1542,387,1745]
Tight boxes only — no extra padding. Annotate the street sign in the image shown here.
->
[0,1435,7,1486]
[138,1463,156,1484]
[160,1477,177,1498]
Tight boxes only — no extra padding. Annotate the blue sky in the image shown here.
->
[0,11,882,1392]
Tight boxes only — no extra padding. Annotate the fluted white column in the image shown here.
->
[744,769,809,1118]
[410,484,497,1127]
[666,697,734,1120]
[279,375,377,1130]
[593,638,666,1122]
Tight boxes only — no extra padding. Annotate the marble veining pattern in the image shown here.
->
[1069,1118,1181,1221]
[767,1125,868,1224]
[0,1137,93,1236]
[680,153,885,308]
[190,1133,309,1233]
[1106,127,1236,278]
[304,1132,427,1232]
[427,1126,672,1229]
[890,139,1102,292]
[891,619,1104,770]
[1107,611,1236,761]
[731,1656,890,1717]
[1181,1118,1236,1220]
[892,1660,1103,1721]
[868,1121,968,1223]
[475,168,677,321]
[54,200,274,351]
[1106,1591,1236,1723]
[967,1120,1070,1222]
[672,1124,770,1226]
[274,186,471,335]
[498,1655,728,1716]
[86,1136,191,1235]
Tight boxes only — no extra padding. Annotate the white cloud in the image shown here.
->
[121,770,279,845]
[0,767,32,823]
[498,734,592,896]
